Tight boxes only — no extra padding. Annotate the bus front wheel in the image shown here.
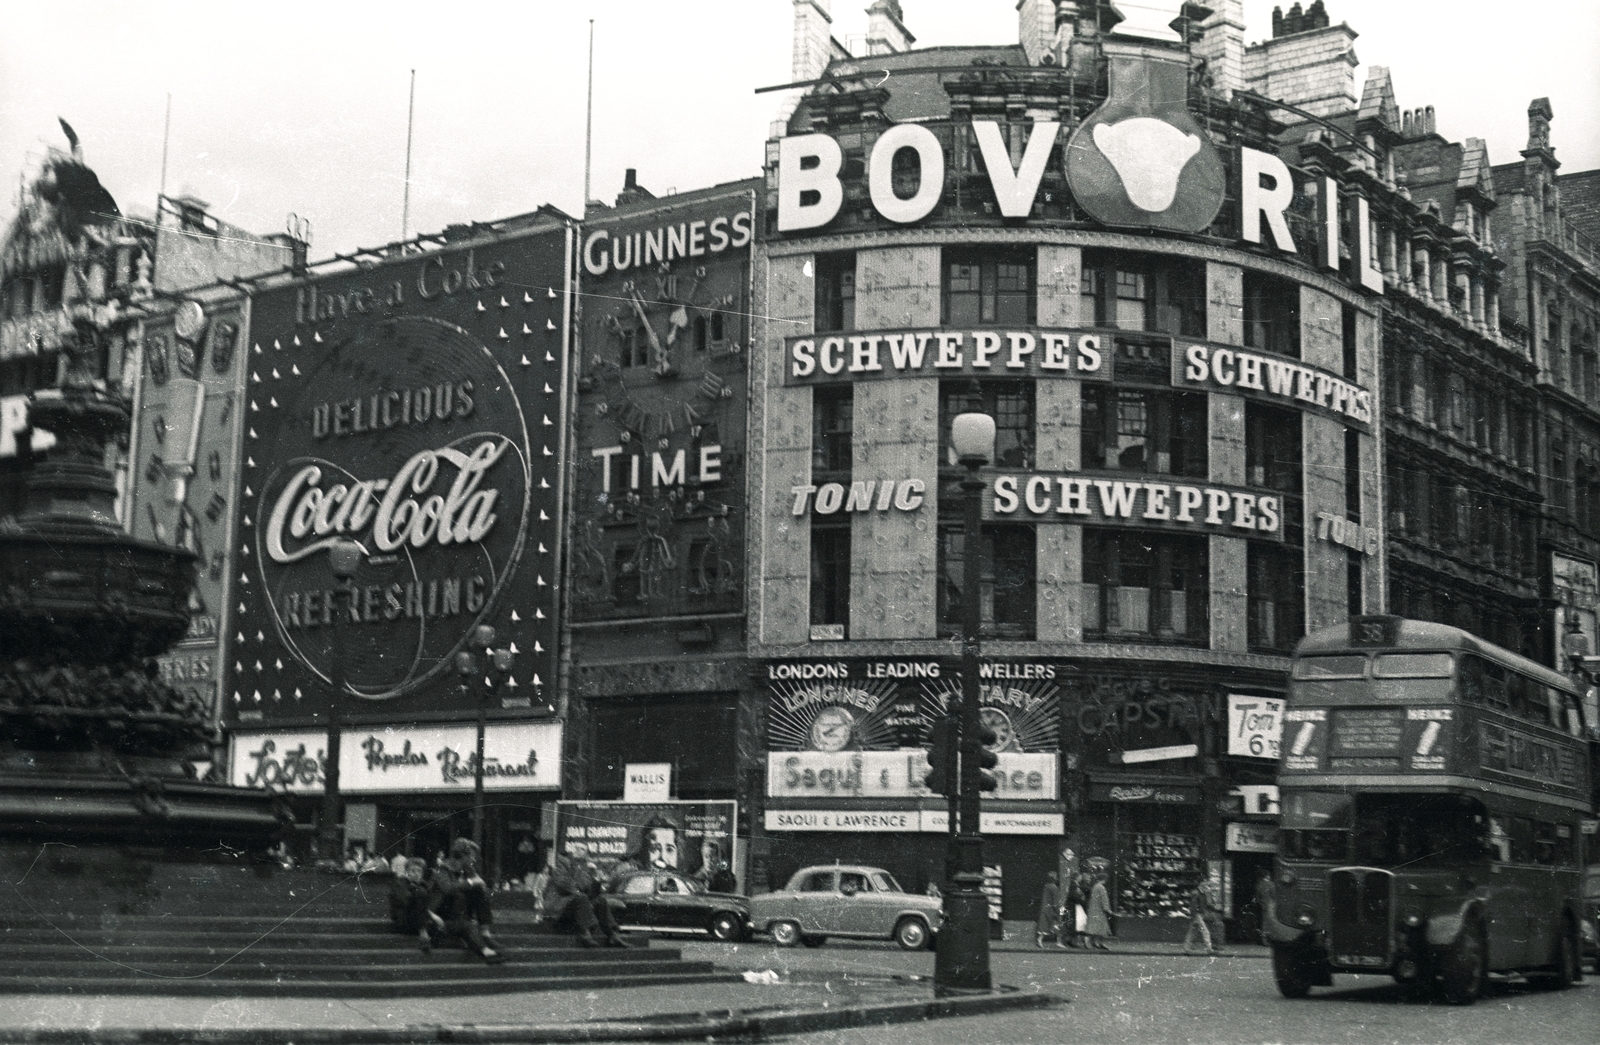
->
[1272,945,1316,999]
[1438,924,1487,1006]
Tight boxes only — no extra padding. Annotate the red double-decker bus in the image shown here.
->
[1266,616,1593,1004]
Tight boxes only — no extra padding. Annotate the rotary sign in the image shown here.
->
[227,226,571,727]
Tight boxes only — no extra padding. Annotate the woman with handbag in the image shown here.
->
[1083,872,1113,951]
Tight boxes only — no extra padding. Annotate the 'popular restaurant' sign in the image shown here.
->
[228,229,569,726]
[229,721,564,793]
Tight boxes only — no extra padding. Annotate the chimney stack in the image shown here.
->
[1243,1,1358,119]
[773,0,839,137]
[1018,0,1058,66]
[864,0,914,56]
[1194,0,1245,98]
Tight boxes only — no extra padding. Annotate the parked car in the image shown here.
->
[1582,865,1600,970]
[603,870,751,942]
[749,865,941,950]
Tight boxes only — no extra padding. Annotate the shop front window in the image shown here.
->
[1114,812,1204,918]
[1082,530,1208,645]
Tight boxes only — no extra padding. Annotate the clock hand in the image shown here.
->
[628,288,674,377]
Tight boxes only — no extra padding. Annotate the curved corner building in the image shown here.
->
[745,0,1385,939]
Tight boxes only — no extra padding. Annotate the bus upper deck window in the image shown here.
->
[1292,656,1366,679]
[1373,653,1453,677]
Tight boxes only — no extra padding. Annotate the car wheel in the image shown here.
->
[769,920,801,947]
[801,934,826,947]
[1438,923,1487,1006]
[894,917,929,951]
[709,912,744,943]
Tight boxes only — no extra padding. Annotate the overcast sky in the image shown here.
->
[3,1,1596,262]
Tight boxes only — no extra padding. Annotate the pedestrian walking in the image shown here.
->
[1083,872,1112,950]
[1035,871,1064,947]
[1183,879,1223,955]
[1252,870,1276,943]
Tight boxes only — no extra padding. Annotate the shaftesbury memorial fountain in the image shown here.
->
[0,141,283,916]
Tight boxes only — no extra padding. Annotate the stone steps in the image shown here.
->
[0,868,736,996]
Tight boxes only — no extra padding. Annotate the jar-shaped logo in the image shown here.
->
[1065,52,1225,233]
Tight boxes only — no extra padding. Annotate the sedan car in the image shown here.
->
[749,865,941,950]
[602,870,751,942]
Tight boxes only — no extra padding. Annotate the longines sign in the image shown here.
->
[228,230,570,726]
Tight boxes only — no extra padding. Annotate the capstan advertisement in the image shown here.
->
[225,225,572,727]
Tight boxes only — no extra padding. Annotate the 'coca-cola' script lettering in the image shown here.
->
[265,439,508,563]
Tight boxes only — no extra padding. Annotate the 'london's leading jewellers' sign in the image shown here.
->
[227,228,570,726]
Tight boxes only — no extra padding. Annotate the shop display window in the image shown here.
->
[1117,827,1204,918]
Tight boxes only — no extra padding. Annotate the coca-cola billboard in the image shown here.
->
[228,223,571,727]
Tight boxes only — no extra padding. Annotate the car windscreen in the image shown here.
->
[617,875,655,896]
[870,872,897,893]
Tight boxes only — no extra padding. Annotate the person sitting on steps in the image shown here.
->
[542,842,632,948]
[425,838,505,964]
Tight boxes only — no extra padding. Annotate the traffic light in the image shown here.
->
[924,716,957,796]
[970,719,1000,792]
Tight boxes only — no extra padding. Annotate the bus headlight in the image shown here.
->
[1402,913,1423,928]
[1277,869,1297,888]
[1294,906,1316,928]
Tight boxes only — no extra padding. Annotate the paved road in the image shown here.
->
[679,940,1598,1045]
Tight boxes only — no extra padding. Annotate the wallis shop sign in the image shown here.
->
[227,228,571,727]
[774,50,1383,293]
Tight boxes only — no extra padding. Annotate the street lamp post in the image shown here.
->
[318,538,366,866]
[935,412,995,995]
[456,625,515,852]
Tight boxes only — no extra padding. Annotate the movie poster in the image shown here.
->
[552,800,737,881]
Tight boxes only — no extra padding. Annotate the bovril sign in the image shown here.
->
[774,53,1383,293]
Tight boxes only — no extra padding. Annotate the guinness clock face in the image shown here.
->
[809,706,856,752]
[590,264,739,441]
